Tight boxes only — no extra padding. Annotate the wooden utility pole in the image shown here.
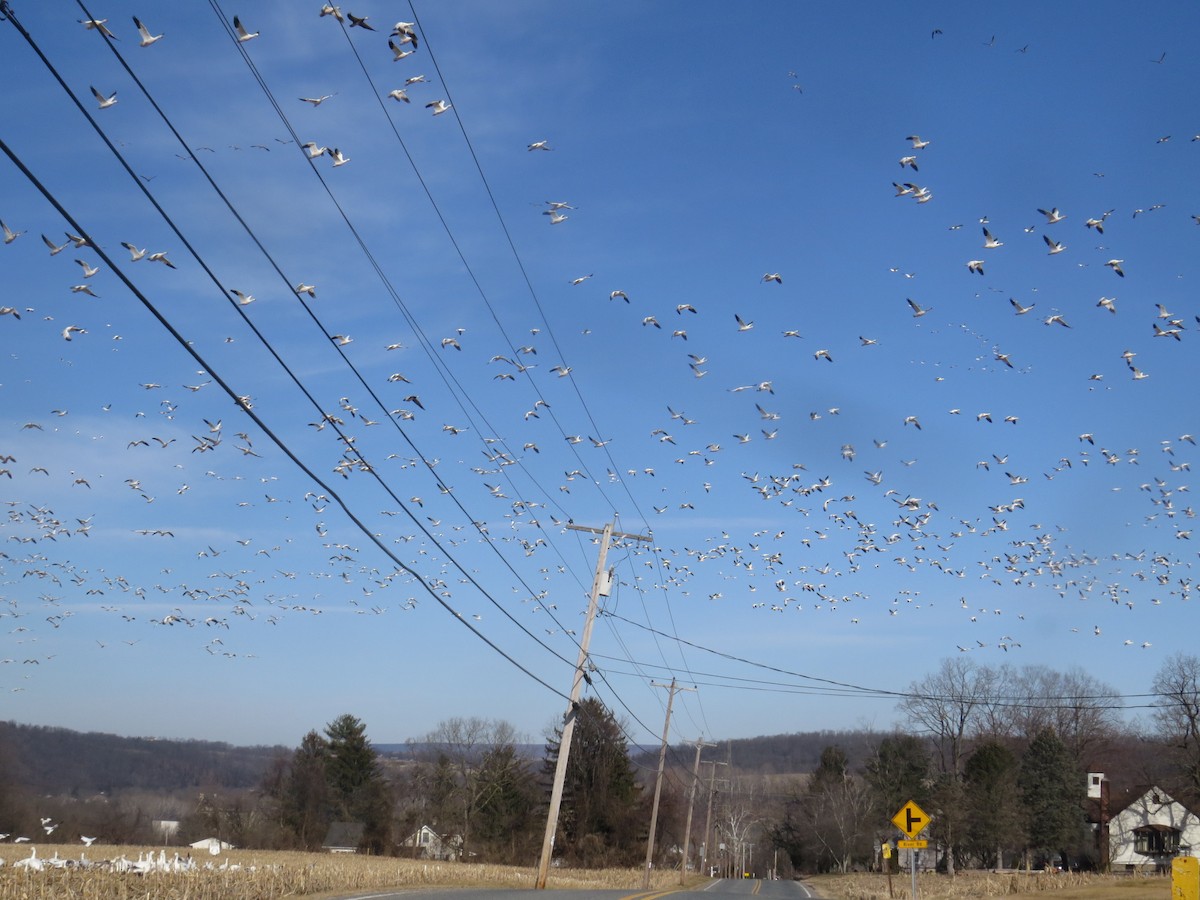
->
[643,679,694,889]
[702,760,728,878]
[535,521,651,889]
[680,737,716,884]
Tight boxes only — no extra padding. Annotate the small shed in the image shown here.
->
[323,821,366,853]
[189,837,234,852]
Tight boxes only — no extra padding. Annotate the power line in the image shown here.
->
[49,0,599,666]
[0,26,570,709]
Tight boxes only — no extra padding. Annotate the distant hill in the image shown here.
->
[0,720,286,795]
[1,721,887,799]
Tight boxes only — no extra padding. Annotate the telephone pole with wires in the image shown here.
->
[680,737,717,883]
[702,759,729,877]
[535,520,651,889]
[643,678,695,889]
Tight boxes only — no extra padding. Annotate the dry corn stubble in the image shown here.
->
[0,844,694,900]
[806,869,1171,900]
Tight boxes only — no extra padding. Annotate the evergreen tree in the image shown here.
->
[543,697,642,867]
[472,742,541,861]
[1019,729,1084,865]
[323,714,393,853]
[963,740,1023,867]
[283,730,332,850]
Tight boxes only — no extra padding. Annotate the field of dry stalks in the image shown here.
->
[805,869,1171,900]
[0,843,687,900]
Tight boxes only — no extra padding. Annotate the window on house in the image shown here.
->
[1134,825,1180,856]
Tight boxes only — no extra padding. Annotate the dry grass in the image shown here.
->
[0,843,694,899]
[805,869,1171,900]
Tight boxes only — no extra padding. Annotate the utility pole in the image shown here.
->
[680,737,716,884]
[702,760,728,878]
[535,521,651,889]
[643,678,694,889]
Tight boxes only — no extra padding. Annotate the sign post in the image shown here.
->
[891,801,931,900]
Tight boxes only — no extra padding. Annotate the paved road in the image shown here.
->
[342,877,824,900]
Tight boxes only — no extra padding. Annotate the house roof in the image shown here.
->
[1112,785,1200,819]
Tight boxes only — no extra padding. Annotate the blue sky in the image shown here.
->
[0,2,1196,750]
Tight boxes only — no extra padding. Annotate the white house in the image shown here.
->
[1108,786,1200,872]
[402,824,461,860]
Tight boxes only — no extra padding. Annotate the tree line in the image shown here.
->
[772,653,1200,875]
[3,653,1200,875]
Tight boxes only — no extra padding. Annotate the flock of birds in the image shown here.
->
[2,846,252,874]
[0,8,1196,724]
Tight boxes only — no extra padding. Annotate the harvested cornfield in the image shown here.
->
[0,843,689,899]
[806,869,1170,900]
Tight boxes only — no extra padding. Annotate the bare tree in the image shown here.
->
[902,657,996,875]
[416,717,523,857]
[1152,653,1200,804]
[1009,665,1120,765]
[716,774,764,876]
[806,775,875,873]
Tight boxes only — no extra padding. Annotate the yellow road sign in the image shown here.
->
[891,800,931,838]
[897,839,928,849]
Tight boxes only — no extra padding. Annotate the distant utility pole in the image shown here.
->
[680,737,717,884]
[643,678,695,889]
[702,760,728,878]
[535,521,651,890]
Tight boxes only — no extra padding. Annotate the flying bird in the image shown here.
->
[389,41,415,61]
[233,16,260,41]
[79,18,118,38]
[299,94,336,106]
[133,16,164,46]
[90,86,118,109]
[2,220,25,244]
[426,99,452,116]
[41,233,68,255]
